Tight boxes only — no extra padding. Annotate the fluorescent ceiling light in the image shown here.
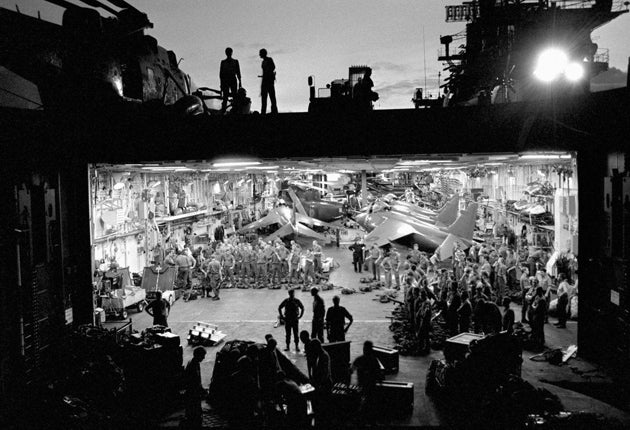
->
[212,161,262,167]
[519,154,571,160]
[249,165,279,170]
[398,160,454,165]
[141,166,192,171]
[422,166,462,171]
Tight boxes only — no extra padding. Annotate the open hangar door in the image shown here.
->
[88,150,578,348]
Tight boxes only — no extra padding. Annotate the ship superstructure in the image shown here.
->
[438,0,628,105]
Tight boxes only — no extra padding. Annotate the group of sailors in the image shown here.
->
[158,236,330,298]
[394,240,577,352]
[351,241,438,290]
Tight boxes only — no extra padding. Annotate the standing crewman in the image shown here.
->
[207,254,222,300]
[351,341,383,420]
[233,243,243,285]
[222,246,236,286]
[175,248,196,290]
[145,291,171,326]
[555,273,570,328]
[408,243,422,267]
[269,243,283,285]
[348,238,365,273]
[219,47,241,113]
[288,244,302,284]
[277,241,290,280]
[258,48,278,114]
[325,295,353,342]
[152,243,165,266]
[415,290,432,354]
[184,346,206,429]
[366,245,381,281]
[390,249,401,289]
[458,290,473,333]
[312,240,323,274]
[380,250,394,288]
[246,243,257,285]
[183,346,207,429]
[257,243,269,287]
[278,289,304,352]
[302,249,315,285]
[531,286,548,349]
[310,339,332,393]
[311,287,326,342]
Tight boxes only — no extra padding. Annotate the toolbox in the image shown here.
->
[373,345,399,373]
[444,332,485,362]
[374,381,414,413]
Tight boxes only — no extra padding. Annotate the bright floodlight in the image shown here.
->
[565,62,585,82]
[533,48,569,82]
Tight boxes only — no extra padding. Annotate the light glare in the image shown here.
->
[565,62,585,82]
[533,48,568,82]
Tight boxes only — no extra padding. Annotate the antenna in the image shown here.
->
[423,26,427,95]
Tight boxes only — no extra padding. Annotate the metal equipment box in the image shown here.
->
[155,332,181,348]
[374,381,414,413]
[444,332,485,362]
[322,340,351,383]
[373,345,399,373]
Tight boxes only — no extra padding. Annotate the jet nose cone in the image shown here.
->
[355,213,368,229]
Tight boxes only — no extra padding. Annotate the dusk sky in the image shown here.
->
[1,0,629,111]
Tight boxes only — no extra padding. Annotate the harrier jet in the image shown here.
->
[238,201,337,242]
[367,195,461,227]
[356,202,478,260]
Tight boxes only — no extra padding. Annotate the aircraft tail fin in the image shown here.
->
[435,195,460,227]
[287,188,308,216]
[447,202,478,241]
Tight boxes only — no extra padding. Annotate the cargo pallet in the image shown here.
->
[187,321,226,346]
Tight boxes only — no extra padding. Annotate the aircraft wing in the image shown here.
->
[363,221,418,247]
[265,221,327,242]
[295,212,337,229]
[294,223,328,241]
[238,209,288,232]
[436,233,472,261]
[265,222,296,242]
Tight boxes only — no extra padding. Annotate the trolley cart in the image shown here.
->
[142,265,178,306]
[100,268,148,319]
